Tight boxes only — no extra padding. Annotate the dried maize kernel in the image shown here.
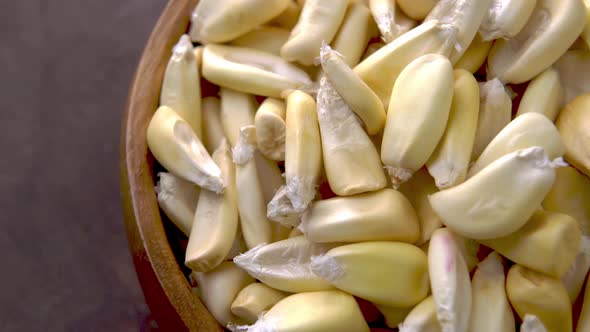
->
[189,0,290,43]
[160,35,202,138]
[428,228,472,332]
[426,69,480,189]
[369,0,416,43]
[332,2,378,67]
[192,262,255,327]
[561,235,590,302]
[543,166,590,234]
[398,296,441,332]
[506,264,572,332]
[479,0,537,41]
[310,241,430,307]
[481,210,580,278]
[155,172,200,236]
[468,252,515,332]
[219,88,256,147]
[471,78,512,161]
[429,147,560,240]
[147,106,224,193]
[229,290,370,332]
[354,20,454,108]
[487,0,586,84]
[202,44,312,98]
[283,90,322,212]
[233,126,272,249]
[233,236,336,293]
[254,98,286,161]
[468,112,564,177]
[186,140,238,272]
[454,34,492,74]
[300,188,420,243]
[553,49,590,106]
[280,0,348,65]
[316,76,387,195]
[397,0,438,21]
[398,169,442,245]
[229,26,290,56]
[230,283,288,324]
[201,96,225,154]
[381,53,453,187]
[556,93,590,177]
[515,67,564,122]
[319,44,386,135]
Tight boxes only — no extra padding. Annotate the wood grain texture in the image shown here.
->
[120,0,222,331]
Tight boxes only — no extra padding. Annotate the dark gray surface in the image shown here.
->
[1,1,168,330]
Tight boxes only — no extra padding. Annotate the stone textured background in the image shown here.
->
[1,1,168,330]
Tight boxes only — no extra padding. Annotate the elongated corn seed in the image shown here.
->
[376,304,412,328]
[320,44,386,135]
[429,147,559,240]
[229,291,370,332]
[556,93,590,177]
[147,106,224,193]
[398,296,441,332]
[270,1,301,30]
[398,169,442,245]
[301,188,420,243]
[233,236,336,293]
[454,34,492,74]
[369,0,417,43]
[155,172,200,236]
[254,98,286,161]
[284,90,322,212]
[487,0,586,84]
[219,88,257,148]
[254,151,284,205]
[468,113,564,177]
[189,0,290,43]
[201,97,225,154]
[229,26,290,55]
[471,78,512,160]
[578,276,590,332]
[354,19,454,108]
[428,228,472,332]
[553,49,590,106]
[280,0,348,65]
[202,45,312,98]
[160,35,202,138]
[543,166,590,234]
[233,126,272,249]
[468,252,515,332]
[316,76,387,195]
[397,0,438,20]
[425,0,492,62]
[561,235,590,302]
[506,264,572,332]
[479,0,537,41]
[310,241,430,307]
[230,283,288,324]
[186,140,238,272]
[331,3,378,67]
[381,53,453,187]
[521,315,549,332]
[426,69,480,189]
[515,67,564,122]
[481,210,580,278]
[193,262,255,327]
[449,231,481,272]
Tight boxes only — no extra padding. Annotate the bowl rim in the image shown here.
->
[119,0,221,331]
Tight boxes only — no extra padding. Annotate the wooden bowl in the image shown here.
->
[119,1,222,331]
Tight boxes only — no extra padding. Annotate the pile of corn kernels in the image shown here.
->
[147,0,590,331]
